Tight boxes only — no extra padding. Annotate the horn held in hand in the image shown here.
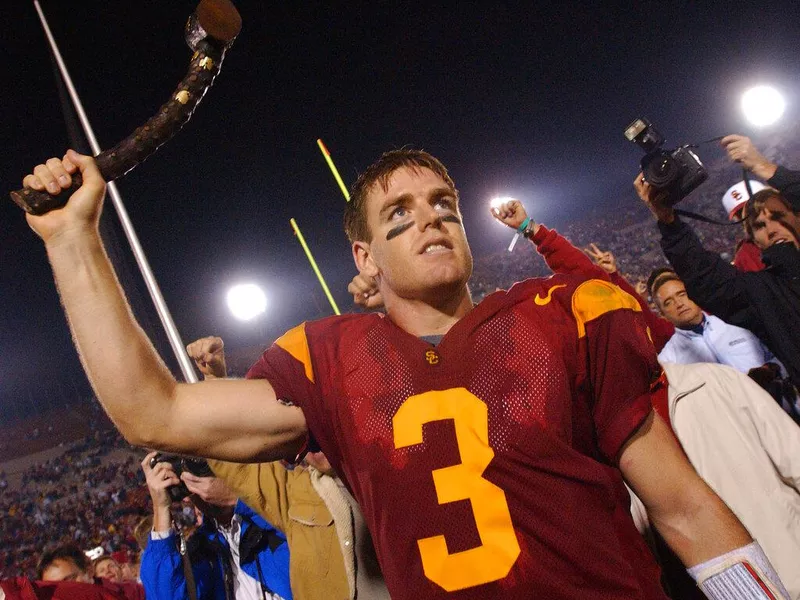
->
[10,0,242,216]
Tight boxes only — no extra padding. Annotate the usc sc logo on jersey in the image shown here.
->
[424,349,440,365]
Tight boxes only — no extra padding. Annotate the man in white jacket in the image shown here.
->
[659,361,800,599]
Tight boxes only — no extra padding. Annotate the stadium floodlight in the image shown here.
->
[227,283,267,321]
[741,86,785,127]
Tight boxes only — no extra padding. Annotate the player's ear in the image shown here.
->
[353,241,379,278]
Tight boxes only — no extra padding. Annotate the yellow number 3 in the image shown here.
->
[393,387,521,591]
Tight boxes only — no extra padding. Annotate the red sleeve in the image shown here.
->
[246,323,330,460]
[572,281,660,462]
[609,272,675,352]
[532,225,610,280]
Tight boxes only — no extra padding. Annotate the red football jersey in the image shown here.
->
[248,275,667,599]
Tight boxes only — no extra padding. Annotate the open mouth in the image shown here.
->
[419,239,453,254]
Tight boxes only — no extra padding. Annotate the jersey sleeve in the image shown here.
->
[609,271,675,352]
[571,279,661,462]
[246,322,326,457]
[248,324,316,400]
[533,225,610,279]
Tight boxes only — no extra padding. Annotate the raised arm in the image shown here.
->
[491,198,605,277]
[721,134,800,211]
[22,151,307,462]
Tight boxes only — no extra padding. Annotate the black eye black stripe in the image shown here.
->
[385,215,462,241]
[386,222,414,240]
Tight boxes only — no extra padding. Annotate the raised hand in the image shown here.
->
[490,198,529,231]
[181,472,237,508]
[585,243,618,274]
[186,336,227,379]
[22,150,107,243]
[634,172,674,224]
[347,273,384,309]
[720,135,777,180]
[142,452,180,509]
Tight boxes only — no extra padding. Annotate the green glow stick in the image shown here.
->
[317,138,350,202]
[290,218,341,315]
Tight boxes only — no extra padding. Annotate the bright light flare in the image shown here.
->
[227,283,267,321]
[741,86,785,127]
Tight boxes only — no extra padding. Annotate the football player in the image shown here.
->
[22,149,788,599]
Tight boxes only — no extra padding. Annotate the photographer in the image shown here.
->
[721,134,800,209]
[139,453,291,600]
[635,166,800,390]
[721,135,800,271]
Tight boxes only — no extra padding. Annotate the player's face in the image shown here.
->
[655,279,703,328]
[750,196,800,250]
[42,558,92,583]
[355,166,473,301]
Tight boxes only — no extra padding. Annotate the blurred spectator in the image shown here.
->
[93,556,123,584]
[37,545,92,583]
[139,452,292,600]
[0,429,147,582]
[132,517,153,553]
[24,544,145,600]
[721,180,768,272]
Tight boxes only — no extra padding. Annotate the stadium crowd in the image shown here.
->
[1,127,800,599]
[0,421,149,581]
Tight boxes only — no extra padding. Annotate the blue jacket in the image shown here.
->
[141,500,292,600]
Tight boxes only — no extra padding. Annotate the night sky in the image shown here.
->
[2,1,799,413]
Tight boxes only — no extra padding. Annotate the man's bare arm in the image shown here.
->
[24,151,307,462]
[618,412,751,566]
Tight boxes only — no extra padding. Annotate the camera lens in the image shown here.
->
[642,151,678,189]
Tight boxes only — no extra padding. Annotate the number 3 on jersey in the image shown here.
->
[393,388,521,592]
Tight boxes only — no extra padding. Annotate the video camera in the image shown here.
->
[149,453,214,502]
[625,118,708,205]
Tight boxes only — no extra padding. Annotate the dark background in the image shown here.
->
[2,1,799,415]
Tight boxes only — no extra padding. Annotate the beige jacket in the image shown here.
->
[661,361,800,599]
[208,460,355,600]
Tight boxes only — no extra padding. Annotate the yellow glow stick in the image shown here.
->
[317,138,351,202]
[290,218,341,315]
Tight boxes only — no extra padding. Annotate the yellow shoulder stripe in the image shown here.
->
[571,279,642,338]
[275,323,315,383]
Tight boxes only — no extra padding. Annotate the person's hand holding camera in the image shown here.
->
[142,451,180,532]
[180,472,237,508]
[186,336,227,379]
[721,135,777,180]
[634,172,675,224]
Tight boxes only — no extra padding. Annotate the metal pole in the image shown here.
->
[34,0,198,383]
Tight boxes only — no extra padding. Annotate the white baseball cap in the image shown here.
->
[722,180,768,220]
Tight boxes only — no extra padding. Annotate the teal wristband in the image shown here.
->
[517,217,531,233]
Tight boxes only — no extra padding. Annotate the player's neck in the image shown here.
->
[384,286,473,337]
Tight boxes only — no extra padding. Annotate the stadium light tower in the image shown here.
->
[226,283,267,321]
[741,85,785,127]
